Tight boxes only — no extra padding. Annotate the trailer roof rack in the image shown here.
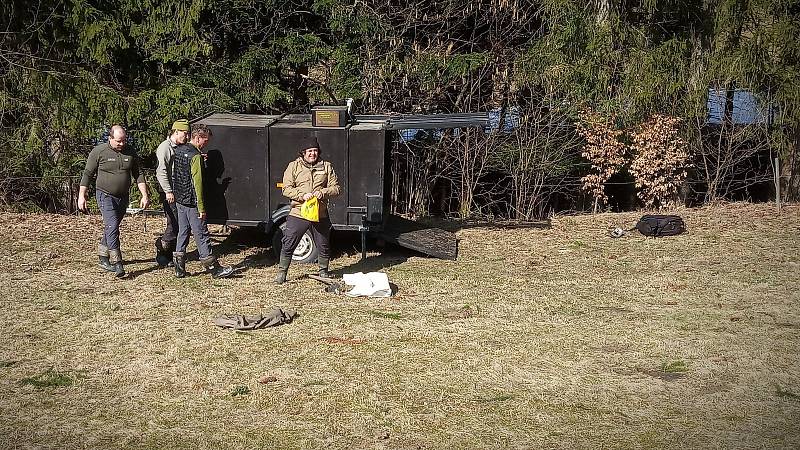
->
[355,113,488,130]
[196,112,488,131]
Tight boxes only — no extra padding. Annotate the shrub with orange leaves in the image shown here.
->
[629,114,691,208]
[576,110,627,209]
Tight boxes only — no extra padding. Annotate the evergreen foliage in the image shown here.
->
[1,0,798,214]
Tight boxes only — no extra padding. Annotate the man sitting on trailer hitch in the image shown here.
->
[171,124,234,279]
[274,135,341,284]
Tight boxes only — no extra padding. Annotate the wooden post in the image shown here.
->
[774,157,781,212]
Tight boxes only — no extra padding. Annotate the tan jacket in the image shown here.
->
[282,158,341,218]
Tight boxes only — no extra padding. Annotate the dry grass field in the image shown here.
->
[0,203,798,449]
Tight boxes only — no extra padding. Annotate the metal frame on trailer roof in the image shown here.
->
[195,112,488,130]
[355,113,489,130]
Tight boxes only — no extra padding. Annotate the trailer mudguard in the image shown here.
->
[266,204,292,235]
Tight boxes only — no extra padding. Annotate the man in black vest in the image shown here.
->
[171,124,234,278]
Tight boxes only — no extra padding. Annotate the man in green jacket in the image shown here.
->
[78,125,149,277]
[171,124,234,279]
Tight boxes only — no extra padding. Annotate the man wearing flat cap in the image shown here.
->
[275,135,341,284]
[153,119,190,266]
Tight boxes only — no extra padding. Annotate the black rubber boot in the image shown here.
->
[274,254,291,284]
[155,238,175,267]
[201,255,234,279]
[318,257,333,279]
[97,244,115,272]
[108,249,126,278]
[173,251,186,278]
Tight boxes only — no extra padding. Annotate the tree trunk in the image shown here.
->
[783,124,800,201]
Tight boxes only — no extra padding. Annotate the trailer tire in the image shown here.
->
[271,221,318,264]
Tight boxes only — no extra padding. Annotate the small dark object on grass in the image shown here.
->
[324,282,345,294]
[635,215,686,237]
[258,375,278,384]
[310,274,346,294]
[610,215,686,238]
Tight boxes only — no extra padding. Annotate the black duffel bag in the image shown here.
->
[634,214,686,237]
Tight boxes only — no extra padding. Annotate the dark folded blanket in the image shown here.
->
[212,307,297,330]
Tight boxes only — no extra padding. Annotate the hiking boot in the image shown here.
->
[108,249,126,278]
[98,256,116,272]
[155,238,175,267]
[173,251,186,278]
[273,270,287,284]
[318,257,334,279]
[274,254,291,284]
[97,244,115,272]
[201,255,234,279]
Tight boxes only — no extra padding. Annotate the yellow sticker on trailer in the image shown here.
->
[276,182,283,188]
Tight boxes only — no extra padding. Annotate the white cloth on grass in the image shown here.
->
[342,272,391,298]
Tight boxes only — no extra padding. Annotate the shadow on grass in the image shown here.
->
[172,228,277,273]
[419,217,551,232]
[126,263,167,279]
[189,222,457,276]
[332,247,414,276]
[124,258,159,264]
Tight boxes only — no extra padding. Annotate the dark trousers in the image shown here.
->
[96,190,128,251]
[176,203,212,259]
[281,215,331,260]
[159,191,178,245]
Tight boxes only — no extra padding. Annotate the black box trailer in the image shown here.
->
[194,112,488,263]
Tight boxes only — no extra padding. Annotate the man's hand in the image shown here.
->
[312,190,322,199]
[136,182,149,210]
[77,185,89,213]
[166,192,175,204]
[77,196,87,213]
[302,192,313,201]
[199,211,207,220]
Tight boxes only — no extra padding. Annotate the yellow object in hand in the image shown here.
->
[300,196,319,222]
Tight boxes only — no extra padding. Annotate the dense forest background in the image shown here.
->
[1,0,798,219]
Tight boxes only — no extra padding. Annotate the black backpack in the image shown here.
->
[635,214,686,237]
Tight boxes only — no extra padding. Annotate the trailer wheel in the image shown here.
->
[271,221,318,264]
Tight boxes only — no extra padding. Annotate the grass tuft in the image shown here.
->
[369,310,402,320]
[19,369,82,389]
[662,360,689,373]
[570,239,587,248]
[775,384,800,400]
[476,394,516,403]
[230,385,250,397]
